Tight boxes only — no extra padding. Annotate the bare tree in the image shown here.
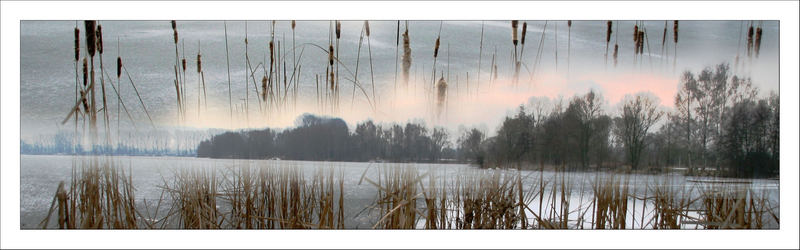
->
[615,93,664,170]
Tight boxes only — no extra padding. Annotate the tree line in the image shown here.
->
[479,63,778,178]
[196,114,460,162]
[196,63,778,178]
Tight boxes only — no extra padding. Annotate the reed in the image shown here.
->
[41,158,140,229]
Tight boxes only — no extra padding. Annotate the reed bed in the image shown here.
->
[42,162,779,230]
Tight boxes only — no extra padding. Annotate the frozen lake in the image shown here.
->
[21,154,779,229]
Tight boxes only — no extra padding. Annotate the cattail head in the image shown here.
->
[364,21,370,37]
[196,54,202,73]
[171,21,179,44]
[116,57,122,78]
[328,44,334,66]
[84,21,97,57]
[747,25,754,46]
[261,76,267,100]
[754,27,763,57]
[73,28,80,61]
[567,20,572,28]
[673,20,679,44]
[80,90,89,112]
[633,25,639,42]
[606,21,612,43]
[613,43,619,66]
[493,65,498,80]
[335,21,341,39]
[82,58,88,86]
[638,31,645,54]
[402,27,412,86]
[292,20,296,30]
[329,70,335,90]
[511,20,519,46]
[433,37,440,58]
[96,25,104,54]
[521,22,528,45]
[182,58,187,72]
[269,41,275,67]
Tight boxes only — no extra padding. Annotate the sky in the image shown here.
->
[20,20,779,143]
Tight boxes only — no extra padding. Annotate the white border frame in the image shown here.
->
[2,1,798,249]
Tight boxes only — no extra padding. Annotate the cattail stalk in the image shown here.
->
[366,21,376,109]
[567,20,571,77]
[224,21,232,123]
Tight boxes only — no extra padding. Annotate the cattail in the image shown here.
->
[521,22,528,45]
[269,41,275,67]
[74,28,80,61]
[613,44,619,66]
[182,58,187,72]
[328,44,335,66]
[606,21,612,43]
[261,76,267,101]
[493,65,498,81]
[511,20,519,46]
[116,57,122,78]
[567,20,572,28]
[82,58,88,87]
[633,25,639,43]
[84,21,97,57]
[335,21,341,39]
[747,25,754,57]
[171,20,176,30]
[364,21,370,37]
[434,37,440,58]
[292,20,296,30]
[673,21,679,44]
[638,31,645,54]
[329,70,335,91]
[436,76,447,115]
[80,90,89,112]
[754,27,763,57]
[196,54,202,73]
[96,25,104,54]
[402,26,411,86]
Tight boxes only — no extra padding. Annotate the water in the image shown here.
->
[20,154,779,229]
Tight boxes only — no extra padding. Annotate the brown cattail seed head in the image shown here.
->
[754,27,763,57]
[116,57,122,78]
[673,20,679,43]
[82,58,88,86]
[171,20,176,30]
[182,58,187,71]
[84,21,97,57]
[261,76,267,100]
[606,21,612,43]
[633,25,639,42]
[81,90,89,112]
[567,20,572,28]
[335,21,341,39]
[330,71,335,90]
[96,25,104,54]
[269,41,275,67]
[74,28,80,61]
[521,22,528,45]
[638,31,645,54]
[511,20,519,46]
[173,30,179,44]
[613,43,619,66]
[434,37,440,58]
[292,20,296,30]
[364,21,370,37]
[196,54,202,73]
[328,44,334,66]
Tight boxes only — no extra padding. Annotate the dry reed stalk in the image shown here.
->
[223,21,232,123]
[349,23,366,111]
[477,21,484,93]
